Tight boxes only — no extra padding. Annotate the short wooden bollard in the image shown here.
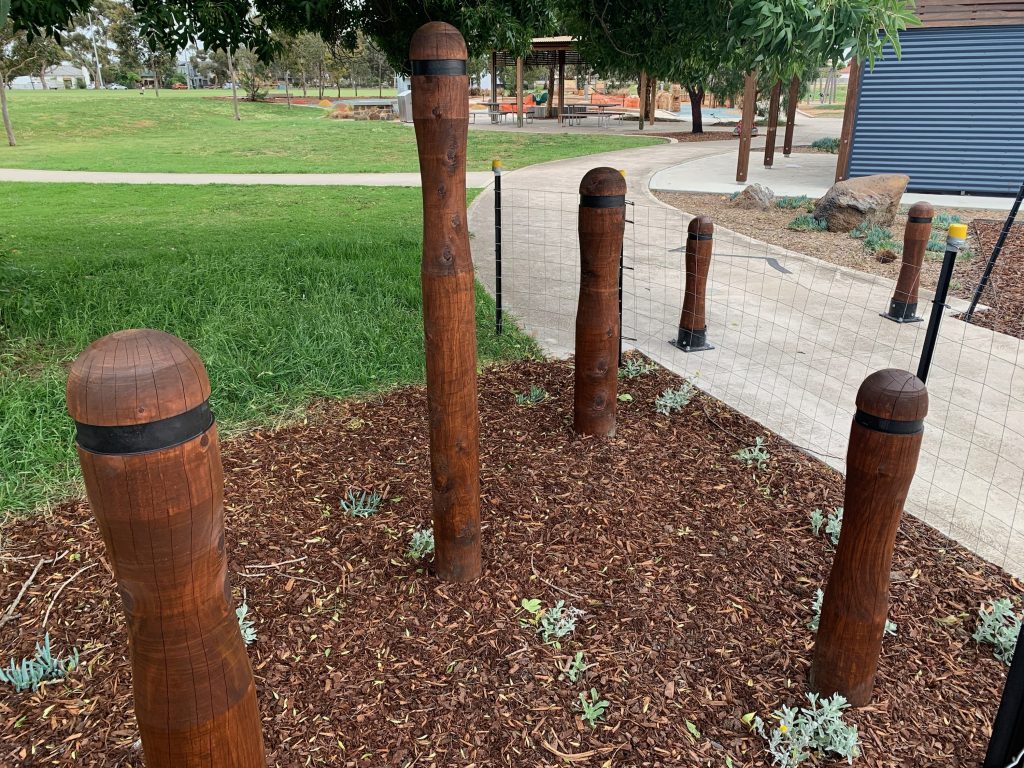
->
[672,216,715,352]
[810,368,928,707]
[574,167,626,437]
[66,329,265,768]
[411,22,482,582]
[883,202,934,323]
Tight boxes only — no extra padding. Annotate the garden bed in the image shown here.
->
[0,357,1016,766]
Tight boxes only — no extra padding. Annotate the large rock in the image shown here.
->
[813,174,909,232]
[729,183,775,210]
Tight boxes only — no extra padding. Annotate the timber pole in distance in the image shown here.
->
[883,202,933,323]
[783,75,799,157]
[672,216,715,352]
[410,22,482,582]
[736,72,757,183]
[810,368,928,707]
[575,167,626,437]
[764,81,782,168]
[66,329,266,768]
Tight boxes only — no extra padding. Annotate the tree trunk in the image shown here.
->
[285,71,292,108]
[40,64,49,89]
[301,71,307,97]
[228,51,240,121]
[638,71,646,131]
[686,85,705,133]
[337,80,341,97]
[1,85,16,146]
[152,56,161,97]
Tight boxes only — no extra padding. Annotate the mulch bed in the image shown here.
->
[955,219,1024,337]
[628,131,736,143]
[0,357,1017,766]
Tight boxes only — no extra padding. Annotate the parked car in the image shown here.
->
[107,83,128,90]
[172,83,188,90]
[222,82,238,89]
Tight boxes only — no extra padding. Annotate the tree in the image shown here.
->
[1,21,54,144]
[235,47,269,100]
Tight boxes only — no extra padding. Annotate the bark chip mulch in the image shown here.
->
[956,219,1024,338]
[627,131,736,143]
[0,358,1017,766]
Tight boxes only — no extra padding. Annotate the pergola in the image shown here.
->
[490,36,588,127]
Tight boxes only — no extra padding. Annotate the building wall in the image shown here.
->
[848,25,1024,196]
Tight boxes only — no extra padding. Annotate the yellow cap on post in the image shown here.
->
[618,169,626,178]
[492,159,503,172]
[949,223,968,240]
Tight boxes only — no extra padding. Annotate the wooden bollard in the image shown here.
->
[410,22,482,582]
[574,167,626,437]
[66,329,265,767]
[810,369,928,706]
[672,216,715,352]
[883,202,933,323]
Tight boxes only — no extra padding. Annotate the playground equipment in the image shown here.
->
[810,369,928,706]
[66,329,266,768]
[672,216,715,353]
[883,202,933,323]
[574,167,626,436]
[410,22,482,582]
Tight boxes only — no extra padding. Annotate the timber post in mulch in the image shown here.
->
[410,22,482,582]
[810,368,928,707]
[883,202,933,323]
[575,167,626,437]
[66,329,266,768]
[671,216,715,353]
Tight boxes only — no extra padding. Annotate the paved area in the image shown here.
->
[0,168,496,187]
[651,150,1016,211]
[468,119,1024,577]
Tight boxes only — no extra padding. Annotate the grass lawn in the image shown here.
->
[0,90,662,174]
[0,182,537,514]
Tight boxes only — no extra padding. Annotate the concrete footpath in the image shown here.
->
[467,124,1024,577]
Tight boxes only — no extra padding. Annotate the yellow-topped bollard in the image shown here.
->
[917,222,969,383]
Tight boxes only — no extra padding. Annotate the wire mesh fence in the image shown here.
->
[476,184,1024,578]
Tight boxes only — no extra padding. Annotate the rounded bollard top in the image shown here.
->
[67,329,211,428]
[855,369,928,424]
[580,167,626,197]
[908,201,934,221]
[410,22,467,62]
[688,215,714,238]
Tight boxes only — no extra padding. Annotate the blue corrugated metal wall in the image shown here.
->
[849,25,1024,196]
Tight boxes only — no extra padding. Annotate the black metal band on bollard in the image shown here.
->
[688,232,713,241]
[75,400,215,455]
[410,60,468,76]
[673,326,714,353]
[854,408,924,435]
[908,215,933,224]
[580,194,626,209]
[884,299,922,323]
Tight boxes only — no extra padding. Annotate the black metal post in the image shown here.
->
[916,225,966,385]
[984,632,1024,768]
[618,170,626,368]
[493,159,503,335]
[966,179,1024,324]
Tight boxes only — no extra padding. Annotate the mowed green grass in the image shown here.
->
[0,183,537,514]
[1,90,662,174]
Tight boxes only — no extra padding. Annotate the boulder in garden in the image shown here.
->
[813,174,909,232]
[729,183,775,210]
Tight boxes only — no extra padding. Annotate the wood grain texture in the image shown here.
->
[836,59,861,182]
[574,167,626,437]
[68,330,265,767]
[763,81,782,168]
[411,22,482,583]
[783,76,799,157]
[736,73,757,183]
[893,202,935,310]
[678,216,714,335]
[810,369,928,707]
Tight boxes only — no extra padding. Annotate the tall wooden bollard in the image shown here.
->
[66,329,265,768]
[810,369,928,707]
[883,202,934,323]
[672,216,715,352]
[574,167,626,437]
[410,22,482,582]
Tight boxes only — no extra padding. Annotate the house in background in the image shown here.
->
[10,64,92,90]
[837,0,1024,196]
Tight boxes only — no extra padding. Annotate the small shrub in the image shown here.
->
[576,688,611,728]
[932,212,962,229]
[236,591,257,646]
[861,225,897,253]
[559,651,592,683]
[925,235,944,253]
[751,693,859,767]
[973,597,1021,665]
[810,507,843,547]
[519,598,584,646]
[776,195,812,210]
[340,489,382,518]
[0,635,79,692]
[619,357,657,379]
[849,221,871,239]
[655,382,695,415]
[787,214,827,232]
[514,385,548,405]
[733,437,770,472]
[808,588,896,635]
[810,137,840,154]
[407,528,435,560]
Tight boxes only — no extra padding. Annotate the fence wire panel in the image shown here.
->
[481,188,1024,577]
